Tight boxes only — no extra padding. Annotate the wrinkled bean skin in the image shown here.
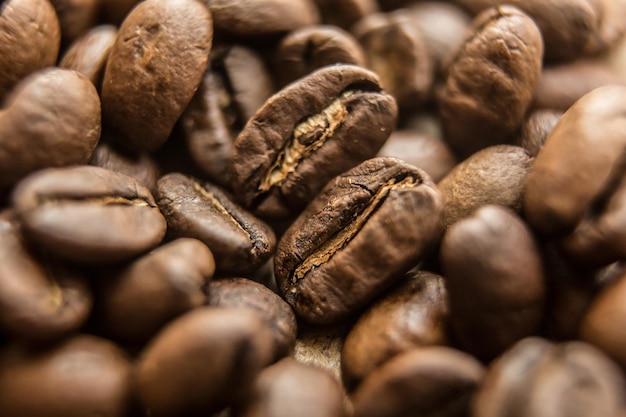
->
[102,0,213,152]
[231,65,397,219]
[341,271,449,391]
[351,347,485,417]
[524,85,626,237]
[12,166,167,263]
[0,335,133,417]
[441,206,546,362]
[454,0,602,62]
[0,0,61,101]
[275,157,445,325]
[0,68,101,189]
[95,238,215,346]
[439,6,543,159]
[0,211,92,341]
[136,307,274,417]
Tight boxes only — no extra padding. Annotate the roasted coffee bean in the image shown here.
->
[407,2,472,76]
[524,85,626,238]
[90,140,160,192]
[439,6,543,159]
[441,205,545,362]
[353,10,433,112]
[102,0,213,152]
[273,25,366,87]
[472,337,626,417]
[515,109,562,157]
[156,173,276,275]
[275,157,445,325]
[580,267,626,368]
[312,0,377,29]
[59,25,118,88]
[376,128,457,183]
[0,0,61,101]
[341,270,449,391]
[12,166,166,263]
[202,0,320,39]
[438,145,532,227]
[351,347,485,417]
[231,65,397,219]
[533,59,626,112]
[95,238,215,345]
[234,358,348,417]
[0,68,101,189]
[182,45,274,187]
[0,210,92,341]
[454,0,602,62]
[0,335,133,417]
[292,323,346,382]
[136,307,274,417]
[207,277,297,360]
[49,0,100,44]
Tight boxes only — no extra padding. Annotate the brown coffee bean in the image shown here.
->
[524,85,626,237]
[59,25,118,88]
[439,6,543,158]
[515,109,562,157]
[273,25,366,87]
[12,165,166,263]
[292,323,347,383]
[102,0,213,152]
[376,129,457,183]
[156,173,277,275]
[587,0,626,55]
[207,277,297,360]
[136,307,274,417]
[90,140,160,192]
[351,347,485,417]
[181,45,274,187]
[95,238,215,345]
[438,145,533,227]
[533,59,626,112]
[0,68,101,189]
[0,210,92,341]
[49,0,100,43]
[341,270,449,391]
[231,65,397,219]
[275,157,445,325]
[203,0,320,38]
[312,0,377,29]
[0,335,133,417]
[353,10,433,112]
[580,268,626,368]
[472,337,626,417]
[0,0,60,101]
[454,0,602,62]
[234,358,349,417]
[441,205,545,361]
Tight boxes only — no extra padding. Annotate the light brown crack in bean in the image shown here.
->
[259,90,358,192]
[38,196,153,207]
[290,176,417,289]
[191,181,251,239]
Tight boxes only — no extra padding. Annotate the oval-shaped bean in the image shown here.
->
[60,25,118,87]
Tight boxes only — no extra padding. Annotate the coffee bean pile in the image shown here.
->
[1,0,626,416]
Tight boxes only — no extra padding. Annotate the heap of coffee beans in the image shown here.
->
[2,0,626,416]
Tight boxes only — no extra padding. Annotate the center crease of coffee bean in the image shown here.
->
[259,90,359,192]
[39,196,153,206]
[290,176,418,286]
[192,181,251,238]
